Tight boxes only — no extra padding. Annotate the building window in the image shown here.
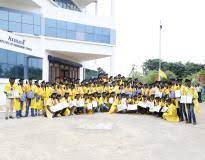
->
[53,0,81,12]
[0,7,114,44]
[0,7,41,36]
[0,48,42,79]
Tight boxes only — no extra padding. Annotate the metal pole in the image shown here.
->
[158,21,162,81]
[24,57,29,80]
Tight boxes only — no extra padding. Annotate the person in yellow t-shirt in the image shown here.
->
[163,98,179,123]
[176,79,188,122]
[108,94,119,114]
[185,79,198,125]
[45,92,58,118]
[25,78,37,117]
[18,78,26,117]
[4,77,18,120]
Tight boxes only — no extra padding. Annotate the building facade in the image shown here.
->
[0,0,116,105]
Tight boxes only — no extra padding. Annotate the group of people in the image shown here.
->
[3,74,201,125]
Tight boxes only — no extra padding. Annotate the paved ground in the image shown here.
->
[0,104,205,160]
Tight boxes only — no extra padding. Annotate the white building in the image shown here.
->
[0,0,116,105]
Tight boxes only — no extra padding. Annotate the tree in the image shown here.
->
[143,70,158,84]
[128,70,144,82]
[165,70,177,80]
[143,59,204,78]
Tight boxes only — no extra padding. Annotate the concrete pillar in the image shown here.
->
[24,57,29,80]
[42,52,49,81]
[110,48,117,76]
[95,0,98,16]
[111,0,116,17]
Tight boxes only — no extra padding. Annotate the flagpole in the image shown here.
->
[158,21,162,81]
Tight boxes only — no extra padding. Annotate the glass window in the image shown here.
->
[94,27,102,35]
[67,22,76,31]
[57,20,67,29]
[45,27,57,37]
[45,18,57,28]
[95,34,102,43]
[28,58,42,80]
[34,15,41,26]
[7,51,17,65]
[0,48,42,79]
[85,33,94,42]
[102,28,110,36]
[76,32,85,41]
[9,12,21,22]
[0,10,8,21]
[0,19,8,30]
[85,25,93,34]
[9,21,22,32]
[62,1,67,8]
[34,25,41,35]
[17,53,25,65]
[0,64,8,78]
[0,49,7,63]
[22,23,33,34]
[67,30,76,39]
[57,29,67,38]
[110,29,116,45]
[22,14,33,24]
[76,24,85,32]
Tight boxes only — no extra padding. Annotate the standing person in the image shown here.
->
[18,79,26,117]
[177,79,188,122]
[196,84,202,103]
[4,77,18,120]
[25,78,37,117]
[185,79,198,125]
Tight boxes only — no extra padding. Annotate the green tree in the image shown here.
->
[143,59,204,78]
[165,70,177,80]
[143,70,158,84]
[128,70,144,82]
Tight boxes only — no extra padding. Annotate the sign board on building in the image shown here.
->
[0,29,33,54]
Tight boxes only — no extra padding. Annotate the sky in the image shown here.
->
[88,0,205,76]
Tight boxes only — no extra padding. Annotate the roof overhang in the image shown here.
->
[73,0,96,8]
[47,50,110,62]
[0,0,41,7]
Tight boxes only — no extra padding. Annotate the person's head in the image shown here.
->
[177,78,182,86]
[29,78,33,85]
[55,77,60,83]
[64,92,69,99]
[56,94,61,100]
[19,79,24,86]
[185,79,191,87]
[166,98,172,105]
[9,77,15,85]
[51,92,57,99]
[35,80,39,86]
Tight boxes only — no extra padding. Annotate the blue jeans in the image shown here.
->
[186,104,196,123]
[25,99,31,116]
[179,103,188,122]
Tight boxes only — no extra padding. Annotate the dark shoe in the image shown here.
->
[5,117,8,120]
[9,116,14,119]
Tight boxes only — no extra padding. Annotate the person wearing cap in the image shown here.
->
[4,77,18,120]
